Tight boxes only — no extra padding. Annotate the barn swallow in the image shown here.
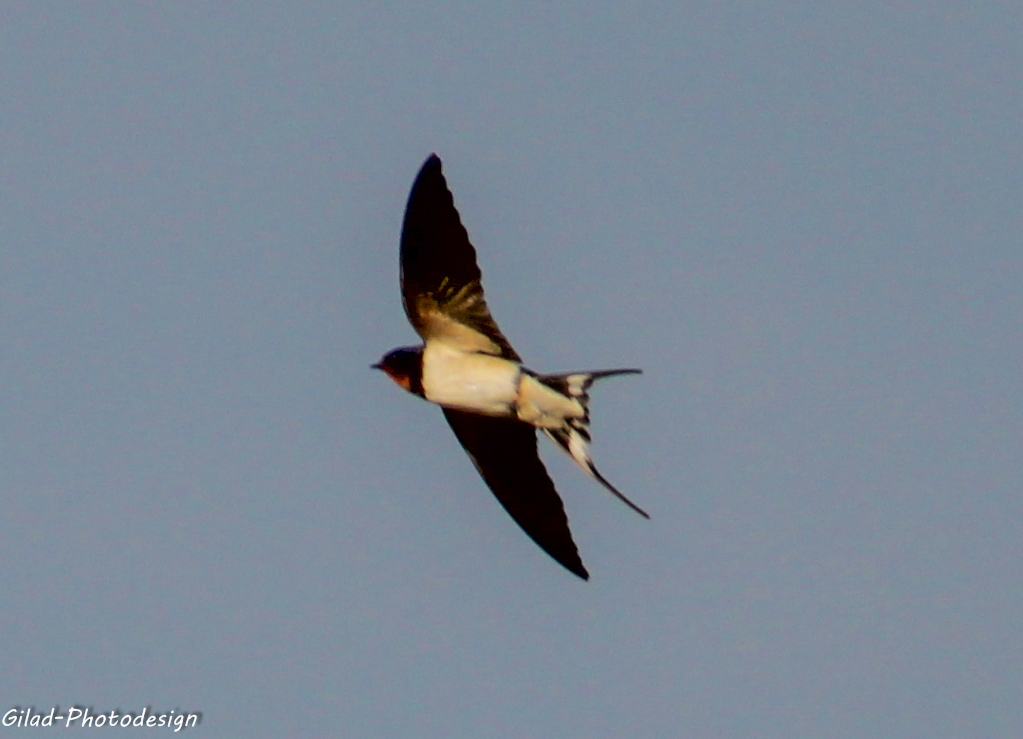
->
[374,154,647,580]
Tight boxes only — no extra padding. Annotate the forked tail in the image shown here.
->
[538,369,649,519]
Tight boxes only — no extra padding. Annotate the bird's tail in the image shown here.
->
[537,369,649,519]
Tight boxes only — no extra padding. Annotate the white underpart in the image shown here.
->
[566,374,588,396]
[421,341,521,415]
[565,427,592,470]
[515,375,586,429]
[421,340,588,428]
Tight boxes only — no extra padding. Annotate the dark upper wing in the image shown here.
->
[442,408,588,580]
[400,154,520,361]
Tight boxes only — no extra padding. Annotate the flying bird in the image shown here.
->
[374,154,647,580]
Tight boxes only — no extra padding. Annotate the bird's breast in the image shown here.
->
[421,342,521,416]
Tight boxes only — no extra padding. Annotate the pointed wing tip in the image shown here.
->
[549,537,590,581]
[557,555,589,580]
[411,154,443,184]
[536,545,590,581]
[554,550,589,580]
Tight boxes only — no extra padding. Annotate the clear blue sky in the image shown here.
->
[2,2,1021,737]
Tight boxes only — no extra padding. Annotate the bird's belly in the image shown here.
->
[421,344,520,416]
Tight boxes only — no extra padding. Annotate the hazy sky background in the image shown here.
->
[2,2,1021,737]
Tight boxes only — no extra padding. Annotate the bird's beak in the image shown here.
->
[370,362,383,370]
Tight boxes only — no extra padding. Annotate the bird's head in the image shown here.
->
[372,346,425,397]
